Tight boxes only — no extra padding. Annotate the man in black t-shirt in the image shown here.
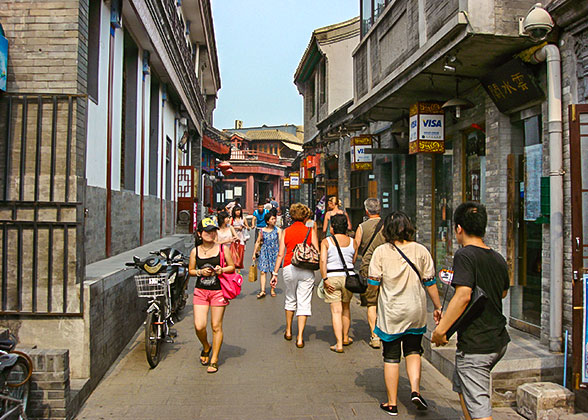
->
[432,202,509,420]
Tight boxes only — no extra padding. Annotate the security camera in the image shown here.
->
[522,3,554,42]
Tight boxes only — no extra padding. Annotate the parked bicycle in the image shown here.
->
[0,334,33,420]
[127,247,189,368]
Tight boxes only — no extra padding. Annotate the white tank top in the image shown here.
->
[326,236,355,277]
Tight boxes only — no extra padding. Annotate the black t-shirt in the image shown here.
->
[451,245,510,354]
[195,250,221,290]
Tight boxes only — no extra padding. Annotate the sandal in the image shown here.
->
[207,362,218,374]
[283,332,292,341]
[343,338,354,346]
[270,288,276,297]
[256,291,266,299]
[296,340,305,348]
[330,345,344,353]
[200,347,211,366]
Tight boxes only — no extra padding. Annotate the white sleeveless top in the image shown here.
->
[326,236,355,277]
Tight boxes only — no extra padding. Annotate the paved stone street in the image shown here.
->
[76,240,521,420]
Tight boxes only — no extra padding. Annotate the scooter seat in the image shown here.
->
[0,353,18,371]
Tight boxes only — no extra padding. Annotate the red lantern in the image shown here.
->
[223,167,234,175]
[217,161,232,170]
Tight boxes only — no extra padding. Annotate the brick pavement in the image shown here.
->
[76,240,522,420]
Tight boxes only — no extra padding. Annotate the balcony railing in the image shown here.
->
[230,150,281,164]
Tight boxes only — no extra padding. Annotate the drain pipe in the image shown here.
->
[530,44,563,353]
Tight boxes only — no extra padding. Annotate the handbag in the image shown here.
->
[248,263,257,282]
[331,236,367,294]
[445,267,488,339]
[230,241,244,269]
[218,245,243,300]
[291,227,320,271]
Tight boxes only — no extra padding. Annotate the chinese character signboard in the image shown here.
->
[409,102,445,154]
[0,32,7,92]
[289,172,300,189]
[351,136,373,171]
[283,177,290,188]
[480,58,544,114]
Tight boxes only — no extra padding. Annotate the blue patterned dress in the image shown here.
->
[257,227,279,273]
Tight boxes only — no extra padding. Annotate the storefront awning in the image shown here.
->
[282,142,303,152]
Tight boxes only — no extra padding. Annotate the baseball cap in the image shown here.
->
[198,217,219,232]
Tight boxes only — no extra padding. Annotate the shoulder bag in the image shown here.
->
[331,236,367,294]
[445,265,488,339]
[218,245,243,300]
[291,227,319,271]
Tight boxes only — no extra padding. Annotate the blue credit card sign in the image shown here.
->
[0,33,7,92]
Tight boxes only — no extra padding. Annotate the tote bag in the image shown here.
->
[230,241,245,269]
[218,245,243,300]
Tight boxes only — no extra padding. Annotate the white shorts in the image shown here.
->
[282,264,315,316]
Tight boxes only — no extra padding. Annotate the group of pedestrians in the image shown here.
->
[187,197,510,420]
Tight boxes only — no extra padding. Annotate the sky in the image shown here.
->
[210,0,358,131]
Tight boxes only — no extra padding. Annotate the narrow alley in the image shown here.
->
[76,241,521,420]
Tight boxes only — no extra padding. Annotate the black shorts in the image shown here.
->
[382,333,424,363]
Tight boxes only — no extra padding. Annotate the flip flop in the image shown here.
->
[283,332,292,341]
[343,338,354,346]
[330,345,344,353]
[296,340,305,348]
[207,362,218,374]
[270,288,276,297]
[200,347,211,366]
[256,291,266,299]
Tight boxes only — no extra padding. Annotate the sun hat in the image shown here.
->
[198,217,219,232]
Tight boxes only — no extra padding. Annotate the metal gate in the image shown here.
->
[0,93,84,316]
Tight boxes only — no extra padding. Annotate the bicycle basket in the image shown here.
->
[134,274,167,298]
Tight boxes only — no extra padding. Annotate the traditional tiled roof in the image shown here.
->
[244,129,303,144]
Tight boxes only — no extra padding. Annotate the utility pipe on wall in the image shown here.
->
[530,44,563,352]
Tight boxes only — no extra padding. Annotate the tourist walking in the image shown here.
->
[252,202,269,241]
[368,211,443,416]
[432,202,510,420]
[216,211,238,246]
[271,203,319,349]
[188,218,236,374]
[253,212,280,298]
[322,196,351,238]
[319,214,357,353]
[354,198,384,349]
[230,206,250,244]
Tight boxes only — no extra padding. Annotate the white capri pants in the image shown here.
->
[282,264,315,316]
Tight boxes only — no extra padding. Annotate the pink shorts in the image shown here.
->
[193,288,228,307]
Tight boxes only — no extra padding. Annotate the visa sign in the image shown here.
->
[418,114,444,140]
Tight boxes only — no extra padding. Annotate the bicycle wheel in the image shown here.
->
[144,312,161,368]
[4,354,32,414]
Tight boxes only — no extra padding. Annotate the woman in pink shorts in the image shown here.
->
[188,217,235,373]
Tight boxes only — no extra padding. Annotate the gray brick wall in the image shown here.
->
[27,348,70,420]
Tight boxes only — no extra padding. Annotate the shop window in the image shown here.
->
[464,129,486,203]
[510,115,543,332]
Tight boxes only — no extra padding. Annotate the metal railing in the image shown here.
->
[0,93,84,316]
[230,150,281,164]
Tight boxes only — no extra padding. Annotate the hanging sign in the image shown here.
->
[409,102,445,154]
[289,172,300,189]
[351,136,373,171]
[480,58,544,114]
[283,177,290,188]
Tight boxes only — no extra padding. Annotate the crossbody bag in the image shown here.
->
[331,236,367,294]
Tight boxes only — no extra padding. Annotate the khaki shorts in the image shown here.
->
[361,286,379,307]
[323,276,353,303]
